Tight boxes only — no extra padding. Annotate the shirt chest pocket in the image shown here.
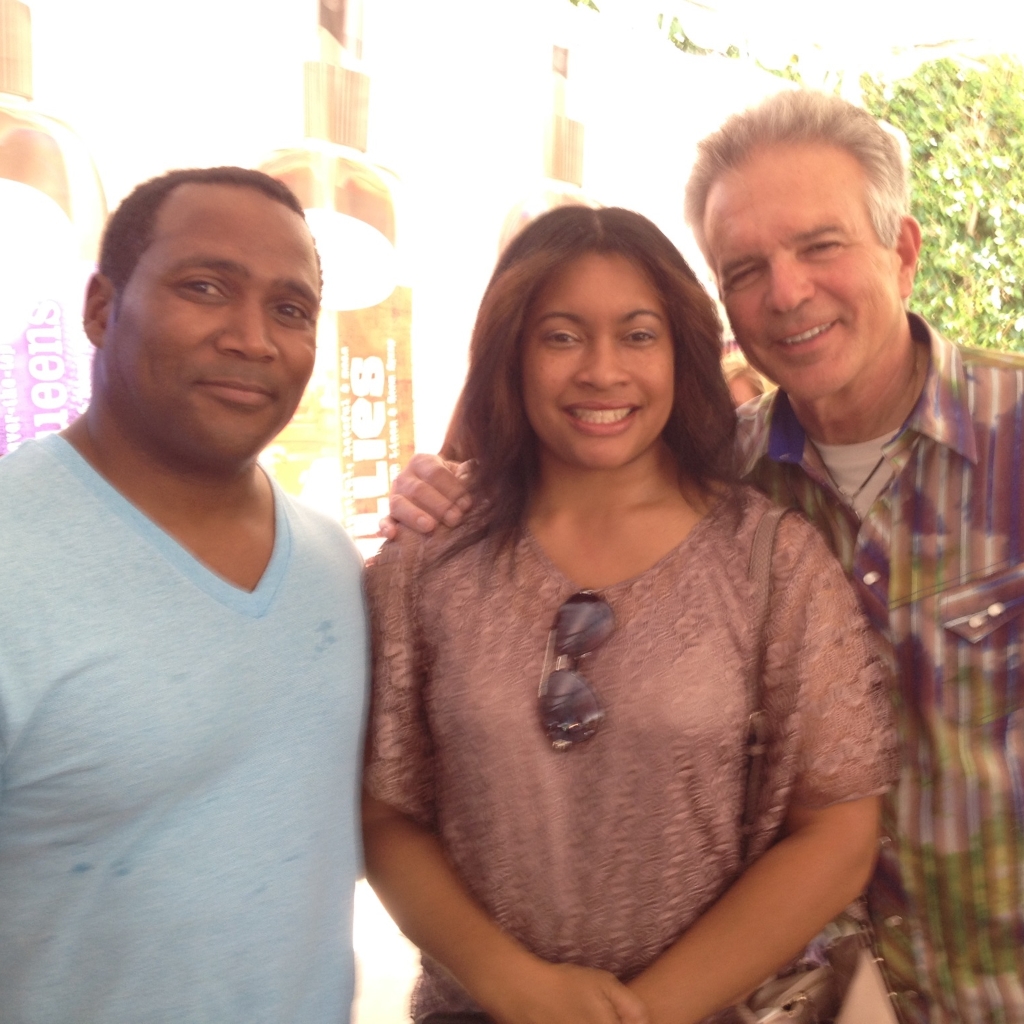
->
[939,562,1024,726]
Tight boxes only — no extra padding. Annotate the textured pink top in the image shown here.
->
[365,486,897,1022]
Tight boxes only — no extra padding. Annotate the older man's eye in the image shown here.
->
[724,267,757,291]
[806,240,841,256]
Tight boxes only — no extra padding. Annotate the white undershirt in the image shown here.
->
[811,433,895,519]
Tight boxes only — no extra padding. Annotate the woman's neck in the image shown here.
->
[526,445,711,589]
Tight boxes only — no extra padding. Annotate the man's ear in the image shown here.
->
[895,216,922,301]
[83,273,116,349]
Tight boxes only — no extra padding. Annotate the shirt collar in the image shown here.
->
[766,390,808,464]
[901,314,978,464]
[761,313,978,467]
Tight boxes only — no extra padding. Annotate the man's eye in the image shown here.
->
[724,267,757,291]
[277,303,314,322]
[806,241,841,256]
[181,280,221,297]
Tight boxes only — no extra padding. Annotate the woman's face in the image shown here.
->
[521,251,675,476]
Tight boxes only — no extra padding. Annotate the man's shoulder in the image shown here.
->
[0,438,74,524]
[956,343,1024,374]
[273,487,364,575]
[0,436,57,479]
[918,314,1024,380]
[949,342,1024,427]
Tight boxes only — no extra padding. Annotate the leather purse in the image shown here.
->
[736,507,898,1024]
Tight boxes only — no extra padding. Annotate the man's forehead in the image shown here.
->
[152,182,306,239]
[703,143,870,256]
[144,183,319,284]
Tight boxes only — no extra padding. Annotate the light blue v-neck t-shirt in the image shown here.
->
[0,436,368,1024]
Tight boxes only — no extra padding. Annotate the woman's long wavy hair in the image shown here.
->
[441,205,737,554]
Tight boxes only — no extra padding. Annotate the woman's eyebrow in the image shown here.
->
[534,308,663,325]
[620,308,664,322]
[534,310,585,325]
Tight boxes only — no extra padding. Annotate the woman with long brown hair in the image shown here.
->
[362,206,895,1024]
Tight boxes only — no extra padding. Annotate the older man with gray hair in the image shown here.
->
[384,90,1024,1024]
[682,90,1024,1024]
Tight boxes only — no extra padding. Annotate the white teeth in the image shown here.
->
[782,322,834,345]
[571,407,633,424]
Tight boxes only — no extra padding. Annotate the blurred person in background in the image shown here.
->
[721,350,771,408]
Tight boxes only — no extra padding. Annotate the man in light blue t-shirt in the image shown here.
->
[0,168,368,1023]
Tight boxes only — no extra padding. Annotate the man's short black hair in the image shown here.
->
[98,167,308,295]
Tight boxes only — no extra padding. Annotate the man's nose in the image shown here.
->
[218,298,276,359]
[765,256,814,313]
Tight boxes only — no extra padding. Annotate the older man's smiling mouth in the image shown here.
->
[780,321,836,345]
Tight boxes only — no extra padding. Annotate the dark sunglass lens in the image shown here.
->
[539,669,604,749]
[554,594,614,657]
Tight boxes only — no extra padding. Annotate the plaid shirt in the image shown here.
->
[737,315,1024,1024]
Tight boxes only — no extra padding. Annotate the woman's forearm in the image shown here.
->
[627,795,881,1024]
[362,791,650,1024]
[362,791,534,1006]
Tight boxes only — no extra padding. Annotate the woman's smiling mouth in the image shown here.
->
[568,406,635,424]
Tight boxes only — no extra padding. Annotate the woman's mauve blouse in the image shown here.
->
[364,486,897,1022]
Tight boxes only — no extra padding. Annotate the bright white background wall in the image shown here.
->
[25,0,790,454]
[24,0,1024,451]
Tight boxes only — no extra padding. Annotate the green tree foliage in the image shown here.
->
[863,57,1024,351]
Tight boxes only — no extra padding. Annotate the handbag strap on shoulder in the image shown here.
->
[740,504,789,866]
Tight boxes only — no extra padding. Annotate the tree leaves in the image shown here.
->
[863,57,1024,351]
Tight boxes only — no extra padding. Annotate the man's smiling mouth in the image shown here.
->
[780,321,836,345]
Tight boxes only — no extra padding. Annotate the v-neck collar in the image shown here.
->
[42,435,291,618]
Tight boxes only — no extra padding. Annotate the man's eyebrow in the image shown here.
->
[791,224,846,244]
[719,224,848,279]
[168,256,251,278]
[167,257,319,307]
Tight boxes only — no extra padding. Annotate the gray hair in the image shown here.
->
[684,90,909,268]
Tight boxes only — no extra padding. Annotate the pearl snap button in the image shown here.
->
[863,571,881,586]
[987,602,1006,618]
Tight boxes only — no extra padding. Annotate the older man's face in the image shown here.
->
[703,142,918,415]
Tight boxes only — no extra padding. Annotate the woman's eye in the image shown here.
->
[546,331,578,346]
[625,330,655,344]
